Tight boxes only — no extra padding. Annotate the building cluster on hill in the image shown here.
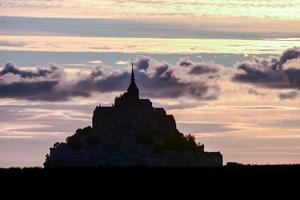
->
[44,62,222,167]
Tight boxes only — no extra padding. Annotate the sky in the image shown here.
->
[1,0,300,167]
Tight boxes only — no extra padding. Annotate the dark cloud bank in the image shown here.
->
[178,58,220,75]
[2,47,299,102]
[279,91,299,100]
[233,47,300,89]
[233,47,300,99]
[0,57,220,101]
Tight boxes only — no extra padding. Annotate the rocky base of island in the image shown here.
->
[44,126,222,168]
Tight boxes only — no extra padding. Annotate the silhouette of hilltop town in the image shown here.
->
[44,60,223,167]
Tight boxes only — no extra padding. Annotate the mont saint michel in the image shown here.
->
[44,62,223,167]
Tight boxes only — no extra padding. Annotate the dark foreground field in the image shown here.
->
[1,165,299,194]
[1,164,300,180]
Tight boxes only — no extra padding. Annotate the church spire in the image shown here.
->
[127,58,139,99]
[131,58,135,82]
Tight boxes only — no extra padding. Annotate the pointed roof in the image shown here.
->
[131,58,135,81]
[127,59,139,96]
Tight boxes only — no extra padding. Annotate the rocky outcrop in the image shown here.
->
[44,64,223,168]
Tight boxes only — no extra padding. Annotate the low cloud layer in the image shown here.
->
[279,91,299,100]
[178,58,221,75]
[135,57,220,100]
[0,63,77,101]
[233,47,300,89]
[248,88,265,97]
[0,40,27,47]
[0,63,63,79]
[0,57,220,101]
[2,48,299,102]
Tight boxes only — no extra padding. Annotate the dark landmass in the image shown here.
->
[45,64,222,167]
[1,165,299,193]
[1,164,300,178]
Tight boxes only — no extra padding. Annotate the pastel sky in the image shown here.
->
[1,0,300,19]
[1,0,300,167]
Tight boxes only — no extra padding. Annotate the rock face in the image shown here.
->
[44,64,223,167]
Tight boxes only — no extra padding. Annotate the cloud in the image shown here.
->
[88,60,102,64]
[279,91,299,100]
[248,88,265,96]
[0,40,27,47]
[0,80,59,100]
[0,57,220,101]
[276,48,300,70]
[0,62,63,79]
[0,63,129,101]
[70,57,220,100]
[233,47,300,89]
[75,67,129,93]
[115,60,128,65]
[178,58,221,75]
[177,122,238,134]
[133,57,220,100]
[0,63,87,101]
[189,64,219,75]
[135,56,150,71]
[77,57,220,100]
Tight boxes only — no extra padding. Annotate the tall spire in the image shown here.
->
[131,58,134,82]
[127,58,139,99]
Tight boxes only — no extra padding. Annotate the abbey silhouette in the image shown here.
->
[44,61,223,167]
